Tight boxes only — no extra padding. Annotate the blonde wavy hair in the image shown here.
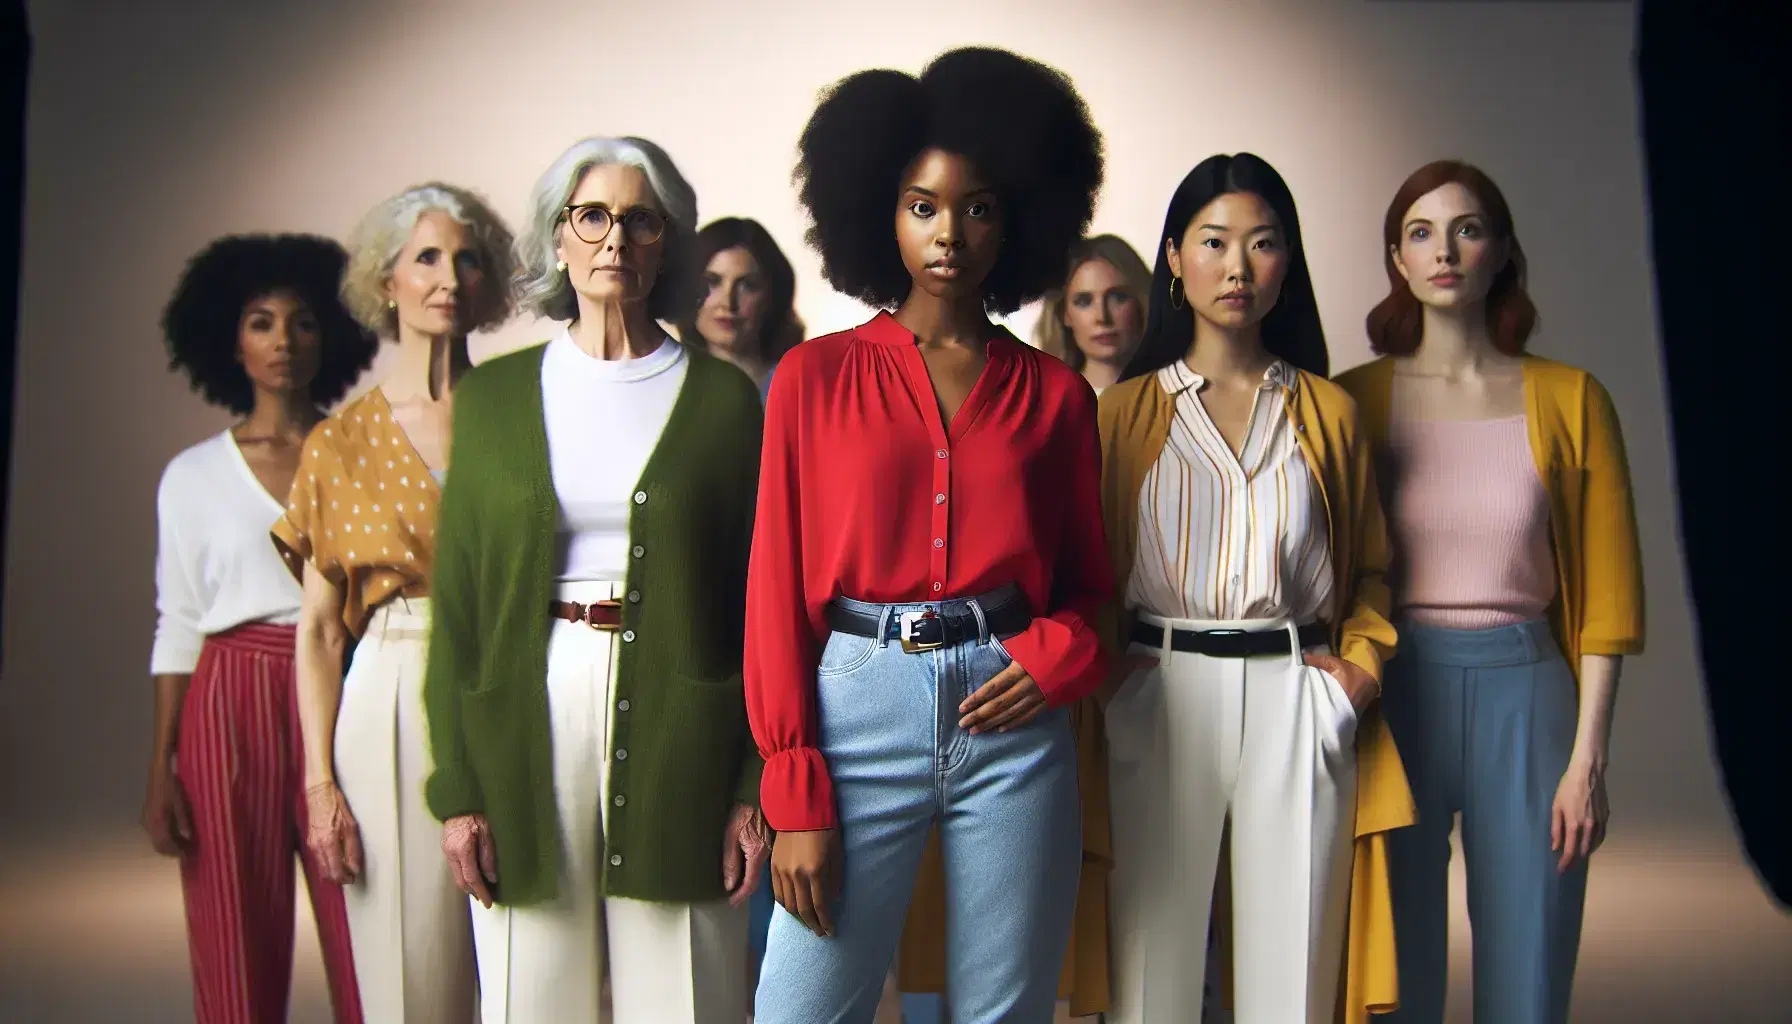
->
[1030,234,1152,371]
[340,182,517,337]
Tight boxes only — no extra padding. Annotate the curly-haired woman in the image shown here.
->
[270,183,516,1023]
[745,46,1110,1023]
[145,233,376,1024]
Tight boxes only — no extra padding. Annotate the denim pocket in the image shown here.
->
[816,631,878,678]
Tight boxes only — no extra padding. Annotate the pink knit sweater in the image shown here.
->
[1383,415,1555,629]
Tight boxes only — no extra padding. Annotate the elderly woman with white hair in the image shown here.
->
[420,136,768,1023]
[272,181,516,1023]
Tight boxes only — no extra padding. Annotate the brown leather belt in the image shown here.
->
[550,598,623,631]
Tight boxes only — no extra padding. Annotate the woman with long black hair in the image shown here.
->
[1090,153,1414,1024]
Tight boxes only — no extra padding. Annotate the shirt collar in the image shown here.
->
[1156,357,1294,396]
[859,310,1019,356]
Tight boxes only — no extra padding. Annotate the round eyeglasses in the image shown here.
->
[563,204,667,246]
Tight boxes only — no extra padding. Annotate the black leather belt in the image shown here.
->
[1130,620,1329,658]
[825,584,1031,654]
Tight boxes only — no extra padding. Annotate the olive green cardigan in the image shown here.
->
[422,341,764,906]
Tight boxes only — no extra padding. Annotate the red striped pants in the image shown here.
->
[177,623,364,1023]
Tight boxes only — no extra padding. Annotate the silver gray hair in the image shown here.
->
[340,182,516,336]
[514,136,700,323]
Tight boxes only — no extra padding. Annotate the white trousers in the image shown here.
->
[1105,614,1359,1024]
[471,580,747,1024]
[336,597,478,1023]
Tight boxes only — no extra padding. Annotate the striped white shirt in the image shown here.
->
[1126,359,1335,624]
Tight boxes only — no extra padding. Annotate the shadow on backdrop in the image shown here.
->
[1,0,28,666]
[1637,0,1787,907]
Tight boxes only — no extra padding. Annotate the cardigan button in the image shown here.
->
[610,854,622,866]
[617,699,631,712]
[615,748,628,760]
[627,590,641,603]
[622,630,636,643]
[613,794,626,807]
[633,490,647,504]
[632,545,645,558]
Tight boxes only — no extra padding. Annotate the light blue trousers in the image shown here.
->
[753,596,1082,1024]
[1382,619,1588,1024]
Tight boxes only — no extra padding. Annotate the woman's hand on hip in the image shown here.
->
[1551,753,1610,873]
[304,780,364,885]
[723,802,772,907]
[958,661,1048,734]
[1303,653,1379,714]
[442,813,499,908]
[771,828,842,938]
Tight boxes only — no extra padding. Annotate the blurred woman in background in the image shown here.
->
[1031,233,1151,394]
[146,233,376,1024]
[676,216,804,400]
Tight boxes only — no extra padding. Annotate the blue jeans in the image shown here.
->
[1382,620,1587,1024]
[753,596,1082,1024]
[753,868,945,1022]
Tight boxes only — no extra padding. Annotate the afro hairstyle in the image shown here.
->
[161,234,377,415]
[794,46,1104,315]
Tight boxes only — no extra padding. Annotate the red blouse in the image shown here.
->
[745,312,1111,832]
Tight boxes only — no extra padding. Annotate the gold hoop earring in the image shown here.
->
[387,299,397,310]
[555,260,567,273]
[1168,275,1186,310]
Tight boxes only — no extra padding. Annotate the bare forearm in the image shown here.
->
[149,673,192,761]
[295,620,347,786]
[1574,653,1622,766]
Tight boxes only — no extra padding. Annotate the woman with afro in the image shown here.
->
[145,233,376,1023]
[744,46,1110,1022]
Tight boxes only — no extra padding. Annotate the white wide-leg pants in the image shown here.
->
[470,580,747,1024]
[1105,614,1359,1024]
[337,596,478,1023]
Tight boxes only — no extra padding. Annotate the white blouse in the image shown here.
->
[541,326,688,582]
[151,431,303,674]
[1127,359,1335,624]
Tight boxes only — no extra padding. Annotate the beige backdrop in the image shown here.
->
[4,0,1709,842]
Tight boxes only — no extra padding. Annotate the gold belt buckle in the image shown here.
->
[898,609,943,654]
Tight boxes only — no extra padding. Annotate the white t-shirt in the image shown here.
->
[151,431,303,674]
[541,326,688,581]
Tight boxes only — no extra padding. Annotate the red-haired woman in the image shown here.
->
[1336,160,1645,1024]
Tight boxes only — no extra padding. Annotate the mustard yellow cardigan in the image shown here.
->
[1334,355,1647,675]
[897,366,1417,1021]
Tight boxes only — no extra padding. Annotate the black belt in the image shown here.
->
[825,584,1031,654]
[1130,619,1329,658]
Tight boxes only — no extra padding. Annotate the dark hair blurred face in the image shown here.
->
[893,148,1005,303]
[695,246,768,355]
[238,289,320,396]
[1392,182,1508,311]
[1061,257,1143,364]
[1166,191,1289,335]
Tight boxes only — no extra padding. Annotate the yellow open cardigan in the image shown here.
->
[897,365,1416,1021]
[1334,355,1647,676]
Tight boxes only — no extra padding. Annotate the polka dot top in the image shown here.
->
[270,387,441,638]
